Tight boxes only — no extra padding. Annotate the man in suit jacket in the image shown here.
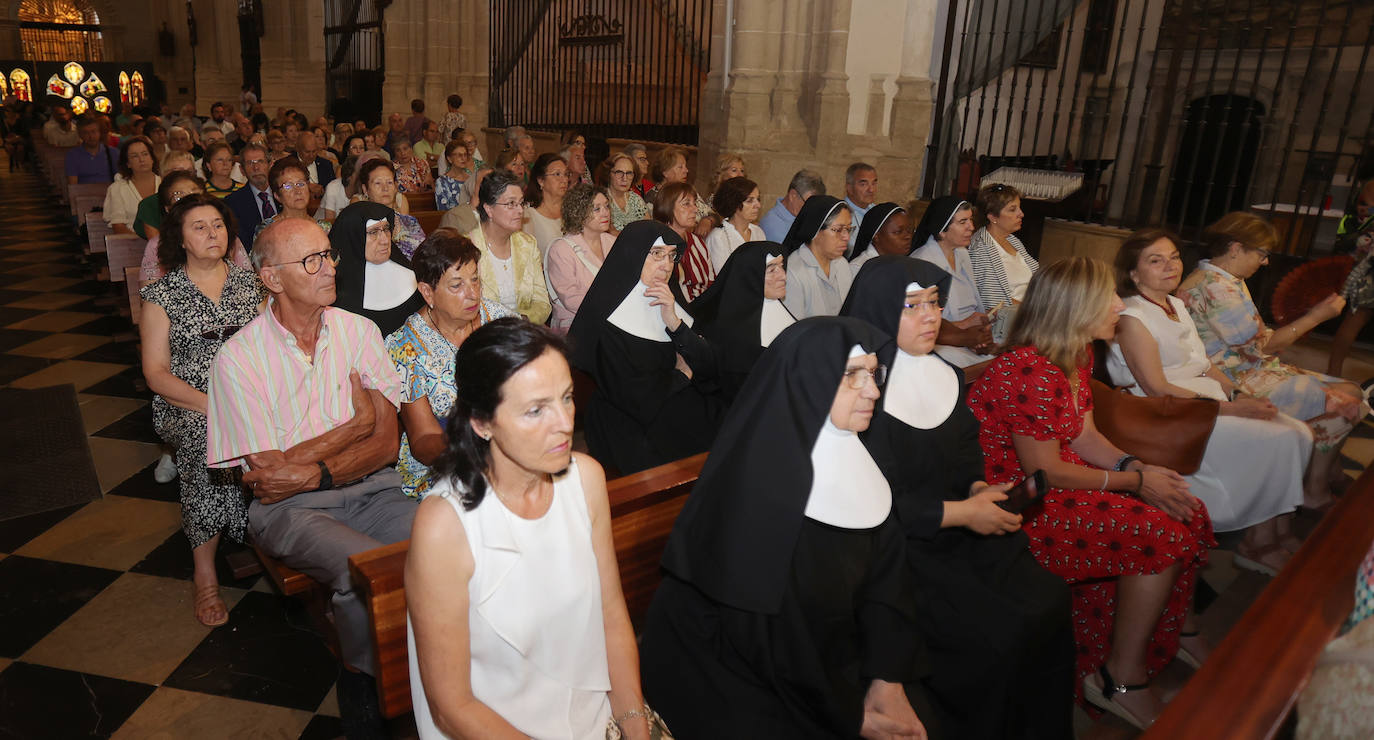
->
[224,142,275,251]
[292,131,335,201]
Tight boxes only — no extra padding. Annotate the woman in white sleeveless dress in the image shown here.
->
[406,318,655,739]
[1107,230,1310,577]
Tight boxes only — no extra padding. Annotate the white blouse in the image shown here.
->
[1107,294,1226,400]
[102,174,160,229]
[706,220,766,272]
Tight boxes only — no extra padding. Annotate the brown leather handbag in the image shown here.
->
[1089,379,1219,475]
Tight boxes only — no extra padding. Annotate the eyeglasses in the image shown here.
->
[265,248,339,275]
[902,297,942,312]
[493,199,524,209]
[648,246,681,263]
[827,225,857,236]
[365,224,391,238]
[611,169,635,177]
[200,324,244,342]
[278,181,309,191]
[1250,246,1272,260]
[842,364,887,389]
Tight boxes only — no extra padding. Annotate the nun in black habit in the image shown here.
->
[841,255,1074,740]
[566,220,725,475]
[639,316,936,740]
[687,240,795,403]
[330,201,425,337]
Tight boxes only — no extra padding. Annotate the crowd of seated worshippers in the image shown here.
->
[38,98,1352,738]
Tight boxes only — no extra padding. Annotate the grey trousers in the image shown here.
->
[247,467,416,676]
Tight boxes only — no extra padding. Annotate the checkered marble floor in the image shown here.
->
[0,166,349,740]
[2,164,1373,740]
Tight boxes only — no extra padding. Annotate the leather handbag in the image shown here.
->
[1089,379,1219,475]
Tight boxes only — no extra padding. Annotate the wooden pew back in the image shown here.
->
[1143,466,1374,739]
[347,452,707,719]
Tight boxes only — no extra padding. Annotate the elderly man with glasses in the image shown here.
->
[205,217,415,737]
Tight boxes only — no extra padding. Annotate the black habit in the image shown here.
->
[842,256,1075,740]
[330,200,425,337]
[640,317,935,739]
[565,220,724,474]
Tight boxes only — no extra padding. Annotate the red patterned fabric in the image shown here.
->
[678,232,716,301]
[967,346,1215,702]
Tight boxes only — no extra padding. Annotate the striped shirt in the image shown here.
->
[967,227,1039,313]
[206,302,403,468]
[677,232,716,301]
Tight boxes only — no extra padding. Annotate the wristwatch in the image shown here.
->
[315,460,333,491]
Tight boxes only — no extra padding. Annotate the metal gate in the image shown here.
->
[324,0,385,126]
[18,0,103,62]
[928,0,1374,255]
[488,0,713,145]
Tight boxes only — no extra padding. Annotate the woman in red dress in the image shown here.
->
[967,257,1215,730]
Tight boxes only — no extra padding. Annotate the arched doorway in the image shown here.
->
[1166,94,1266,231]
[17,0,103,62]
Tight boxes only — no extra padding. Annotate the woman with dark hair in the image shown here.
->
[640,317,930,739]
[253,157,331,239]
[782,195,854,319]
[567,220,724,474]
[910,196,995,366]
[202,140,243,197]
[330,200,425,336]
[689,241,794,403]
[968,183,1037,312]
[406,318,657,740]
[104,134,160,233]
[705,176,764,271]
[546,183,615,332]
[1178,212,1362,509]
[471,170,551,323]
[523,152,571,259]
[848,202,911,271]
[386,229,515,498]
[1109,228,1309,575]
[139,193,265,628]
[844,256,1074,739]
[139,173,252,281]
[358,157,427,257]
[968,257,1214,729]
[434,139,476,211]
[652,181,715,300]
[644,147,688,206]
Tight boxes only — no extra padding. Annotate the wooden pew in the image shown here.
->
[123,267,145,323]
[86,218,112,259]
[105,234,146,283]
[347,452,708,720]
[69,182,108,225]
[1143,465,1374,739]
[406,191,437,213]
[413,210,443,235]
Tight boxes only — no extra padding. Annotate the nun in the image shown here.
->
[909,196,995,367]
[842,256,1074,740]
[566,220,725,475]
[639,317,934,740]
[688,240,796,403]
[781,195,854,319]
[331,201,425,336]
[849,202,912,271]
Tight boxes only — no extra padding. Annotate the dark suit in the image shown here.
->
[225,185,270,252]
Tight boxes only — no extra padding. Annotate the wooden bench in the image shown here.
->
[69,182,108,226]
[406,191,437,213]
[123,267,145,323]
[413,210,443,235]
[347,452,707,719]
[1143,465,1374,738]
[105,234,146,283]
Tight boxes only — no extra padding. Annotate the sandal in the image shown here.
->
[1176,630,1206,670]
[1084,664,1156,730]
[194,583,229,628]
[1234,543,1290,578]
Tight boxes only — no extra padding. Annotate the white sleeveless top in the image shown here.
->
[408,457,613,739]
[1106,294,1226,400]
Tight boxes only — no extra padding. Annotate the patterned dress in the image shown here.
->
[394,213,427,259]
[967,346,1215,703]
[608,191,648,232]
[140,264,266,547]
[384,299,515,497]
[1177,260,1365,452]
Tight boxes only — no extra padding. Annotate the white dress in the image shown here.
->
[1107,294,1309,532]
[409,457,613,739]
[524,206,564,261]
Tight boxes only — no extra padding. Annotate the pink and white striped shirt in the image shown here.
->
[206,302,403,468]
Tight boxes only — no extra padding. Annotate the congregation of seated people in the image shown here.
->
[41,94,1371,740]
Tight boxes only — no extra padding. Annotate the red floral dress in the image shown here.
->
[967,346,1215,702]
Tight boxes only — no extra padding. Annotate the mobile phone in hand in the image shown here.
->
[997,469,1048,514]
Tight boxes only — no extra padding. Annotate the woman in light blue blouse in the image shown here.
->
[385,228,514,497]
[434,139,476,211]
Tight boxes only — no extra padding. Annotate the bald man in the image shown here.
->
[205,220,414,695]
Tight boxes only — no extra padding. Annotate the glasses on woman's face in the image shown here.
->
[278,180,309,192]
[902,296,941,313]
[648,246,680,263]
[612,169,635,178]
[827,224,857,236]
[365,224,390,239]
[493,199,523,210]
[266,248,339,275]
[842,364,887,389]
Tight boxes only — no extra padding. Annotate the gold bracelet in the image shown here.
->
[615,705,649,725]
